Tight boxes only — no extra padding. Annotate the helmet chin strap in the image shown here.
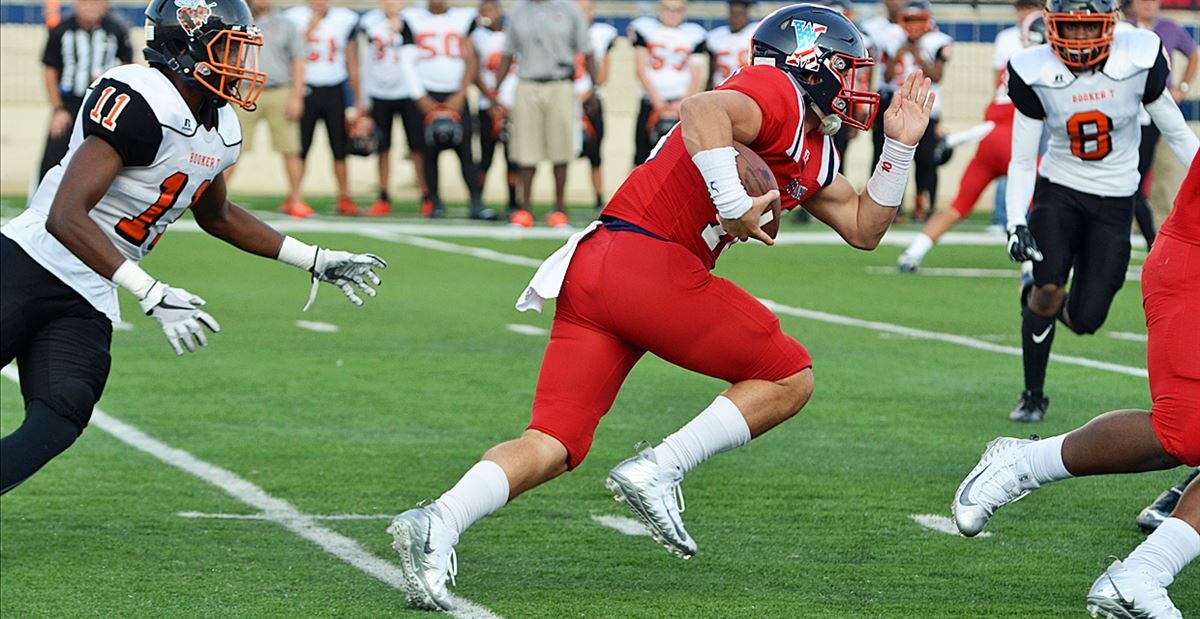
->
[810,101,842,135]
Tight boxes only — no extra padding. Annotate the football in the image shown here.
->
[733,142,782,241]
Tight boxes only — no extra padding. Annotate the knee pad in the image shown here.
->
[46,378,99,431]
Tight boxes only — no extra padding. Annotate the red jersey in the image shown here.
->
[1159,154,1200,246]
[602,65,841,269]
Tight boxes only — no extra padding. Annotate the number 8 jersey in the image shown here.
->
[2,64,241,322]
[1005,28,1167,198]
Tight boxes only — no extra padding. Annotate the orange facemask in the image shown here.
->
[194,27,267,110]
[1045,11,1115,70]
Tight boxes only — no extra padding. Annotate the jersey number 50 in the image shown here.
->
[1066,110,1113,161]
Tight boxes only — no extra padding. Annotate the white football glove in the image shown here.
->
[138,282,221,356]
[303,248,388,311]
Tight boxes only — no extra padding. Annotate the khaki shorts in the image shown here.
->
[236,86,300,156]
[510,80,577,166]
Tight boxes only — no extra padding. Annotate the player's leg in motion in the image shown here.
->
[451,100,493,221]
[0,236,112,494]
[955,231,1199,617]
[1138,468,1200,533]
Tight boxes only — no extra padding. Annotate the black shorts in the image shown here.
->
[1028,178,1135,333]
[371,96,424,153]
[580,97,605,167]
[0,235,112,430]
[300,83,349,160]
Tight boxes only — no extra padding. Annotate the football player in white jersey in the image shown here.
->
[574,0,619,212]
[360,0,428,217]
[0,0,386,494]
[1001,0,1199,422]
[629,0,708,165]
[705,0,757,89]
[472,0,519,213]
[404,0,495,220]
[284,0,364,216]
[880,0,951,221]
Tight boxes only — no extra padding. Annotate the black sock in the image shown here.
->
[507,185,517,209]
[0,402,81,494]
[1021,306,1056,397]
[379,189,389,202]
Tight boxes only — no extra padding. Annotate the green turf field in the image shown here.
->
[1,198,1193,618]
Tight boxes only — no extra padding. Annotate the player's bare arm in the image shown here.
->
[44,137,127,279]
[803,70,935,250]
[678,89,780,245]
[634,46,666,110]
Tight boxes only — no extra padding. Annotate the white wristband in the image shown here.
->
[110,260,157,300]
[276,236,319,272]
[692,146,753,220]
[865,137,917,207]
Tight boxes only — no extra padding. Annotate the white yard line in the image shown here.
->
[1107,331,1148,343]
[294,320,340,333]
[177,511,392,521]
[0,366,503,619]
[910,514,991,538]
[590,514,650,537]
[505,324,549,337]
[866,265,1142,282]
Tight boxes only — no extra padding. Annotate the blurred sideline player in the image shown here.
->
[879,0,950,221]
[360,0,428,217]
[404,0,495,220]
[0,0,385,494]
[953,154,1200,619]
[898,9,1044,272]
[574,0,620,212]
[705,0,757,89]
[387,5,933,610]
[629,0,707,165]
[1139,469,1200,532]
[285,0,364,216]
[1001,0,1198,422]
[472,0,519,213]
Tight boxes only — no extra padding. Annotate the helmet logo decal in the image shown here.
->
[175,0,217,37]
[786,20,827,71]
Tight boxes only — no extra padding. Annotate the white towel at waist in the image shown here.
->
[515,220,603,313]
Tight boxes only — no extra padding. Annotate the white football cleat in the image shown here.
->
[606,446,696,559]
[952,437,1039,537]
[1086,560,1181,619]
[388,504,459,611]
[898,252,922,273]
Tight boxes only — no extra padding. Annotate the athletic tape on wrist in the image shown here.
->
[866,137,917,207]
[692,146,753,220]
[276,236,319,272]
[110,260,157,300]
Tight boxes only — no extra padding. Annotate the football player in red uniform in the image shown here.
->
[387,4,933,611]
[953,154,1200,617]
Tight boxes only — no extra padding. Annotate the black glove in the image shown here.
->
[1006,224,1043,263]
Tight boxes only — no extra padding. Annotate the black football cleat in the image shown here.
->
[1136,469,1200,533]
[1009,390,1049,423]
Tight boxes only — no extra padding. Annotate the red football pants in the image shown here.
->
[949,119,1012,218]
[1142,233,1200,466]
[529,228,812,469]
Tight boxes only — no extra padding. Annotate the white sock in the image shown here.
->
[1024,434,1072,485]
[1124,517,1200,586]
[904,233,935,260]
[654,396,751,475]
[433,460,509,537]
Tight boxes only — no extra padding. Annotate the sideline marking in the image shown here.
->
[591,514,651,537]
[112,321,136,332]
[0,366,503,619]
[505,324,549,337]
[910,514,992,538]
[1107,331,1147,343]
[295,320,340,333]
[177,511,391,521]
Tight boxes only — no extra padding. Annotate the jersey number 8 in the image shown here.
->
[1066,110,1113,161]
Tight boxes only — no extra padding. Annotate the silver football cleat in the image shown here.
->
[387,504,459,611]
[606,445,697,559]
[952,437,1039,537]
[1086,560,1181,619]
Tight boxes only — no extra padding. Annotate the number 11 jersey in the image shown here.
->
[2,64,241,322]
